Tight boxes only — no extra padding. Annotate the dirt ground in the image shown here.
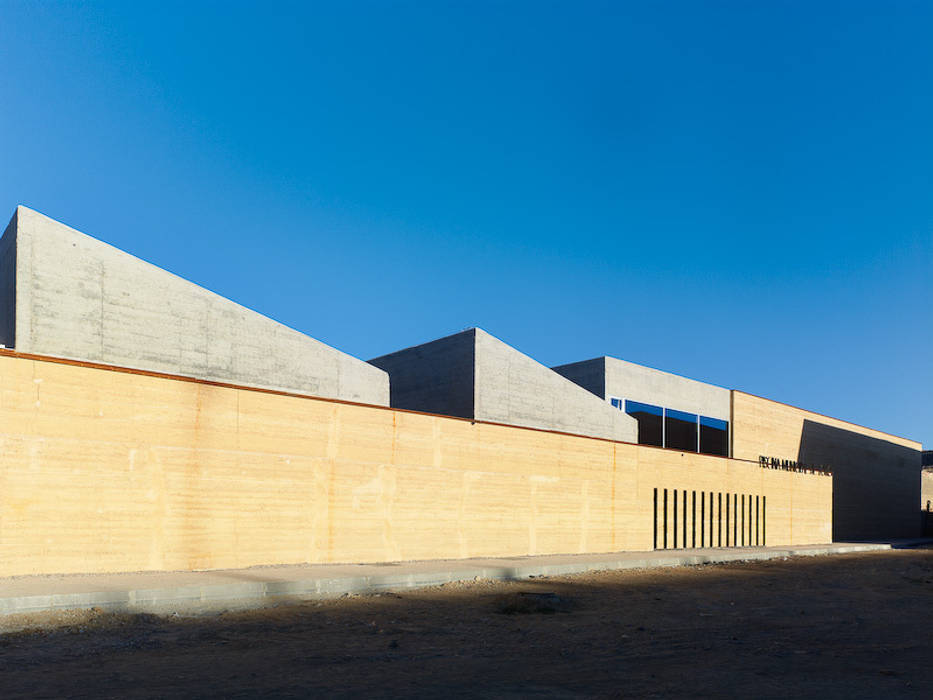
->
[0,547,931,699]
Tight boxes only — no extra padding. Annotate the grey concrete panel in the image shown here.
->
[549,357,605,399]
[4,207,389,405]
[0,212,15,349]
[473,329,636,442]
[554,355,731,421]
[368,329,475,418]
[370,329,636,442]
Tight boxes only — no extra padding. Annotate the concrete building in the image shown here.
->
[554,354,922,541]
[369,328,638,443]
[0,206,388,405]
[371,328,924,540]
[0,205,923,580]
[553,356,730,457]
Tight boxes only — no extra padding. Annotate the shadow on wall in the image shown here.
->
[798,420,922,541]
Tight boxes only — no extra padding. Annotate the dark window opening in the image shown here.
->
[699,416,729,457]
[665,408,698,452]
[625,400,663,447]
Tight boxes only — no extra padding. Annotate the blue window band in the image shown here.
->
[700,416,728,431]
[625,400,662,416]
[666,408,697,423]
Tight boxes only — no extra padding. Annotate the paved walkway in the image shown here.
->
[2,540,929,616]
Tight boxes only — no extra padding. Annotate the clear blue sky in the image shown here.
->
[1,1,930,445]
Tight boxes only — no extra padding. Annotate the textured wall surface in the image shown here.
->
[369,330,475,418]
[549,357,605,398]
[554,356,730,420]
[0,352,831,577]
[473,330,637,443]
[371,329,637,442]
[3,207,388,405]
[922,470,933,511]
[731,391,922,540]
[0,213,15,349]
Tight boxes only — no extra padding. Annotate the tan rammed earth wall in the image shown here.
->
[0,353,831,577]
[921,470,933,511]
[731,391,922,540]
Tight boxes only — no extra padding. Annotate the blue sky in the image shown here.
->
[1,1,930,445]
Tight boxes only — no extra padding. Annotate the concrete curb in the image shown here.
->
[0,542,911,617]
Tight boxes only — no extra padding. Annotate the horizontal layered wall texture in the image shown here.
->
[0,352,831,577]
[553,356,730,421]
[370,329,638,443]
[731,391,922,540]
[0,206,388,405]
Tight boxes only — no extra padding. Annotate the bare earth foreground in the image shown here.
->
[0,548,930,699]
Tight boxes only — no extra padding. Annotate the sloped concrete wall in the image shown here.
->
[603,357,730,420]
[369,330,475,418]
[554,355,730,421]
[549,357,605,399]
[3,206,389,405]
[474,330,637,442]
[0,213,15,349]
[370,329,636,442]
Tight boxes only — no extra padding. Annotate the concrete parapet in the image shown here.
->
[554,356,730,421]
[370,328,637,442]
[0,206,388,405]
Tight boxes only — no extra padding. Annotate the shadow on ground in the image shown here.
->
[1,547,931,699]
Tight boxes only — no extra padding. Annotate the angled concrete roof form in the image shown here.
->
[369,328,638,443]
[553,355,731,421]
[0,206,389,405]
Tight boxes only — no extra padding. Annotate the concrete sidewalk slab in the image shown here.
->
[1,540,929,617]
